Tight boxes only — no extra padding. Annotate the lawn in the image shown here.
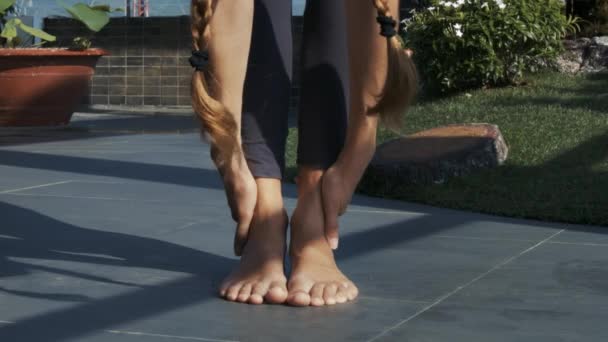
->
[285,71,608,226]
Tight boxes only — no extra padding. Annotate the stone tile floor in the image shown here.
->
[0,112,606,341]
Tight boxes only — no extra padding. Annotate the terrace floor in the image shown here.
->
[0,111,606,342]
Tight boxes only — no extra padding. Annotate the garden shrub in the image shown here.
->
[569,0,608,36]
[403,0,580,93]
[592,0,608,35]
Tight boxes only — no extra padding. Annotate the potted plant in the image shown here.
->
[0,0,120,127]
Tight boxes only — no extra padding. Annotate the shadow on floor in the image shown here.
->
[0,201,234,341]
[0,150,225,191]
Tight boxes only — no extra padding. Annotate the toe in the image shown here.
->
[310,283,325,307]
[237,283,253,303]
[323,283,338,305]
[249,282,269,305]
[266,280,288,304]
[219,282,230,298]
[336,283,349,303]
[346,282,359,301]
[287,277,313,307]
[226,283,242,302]
[288,291,311,307]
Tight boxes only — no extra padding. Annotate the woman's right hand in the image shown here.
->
[216,153,258,256]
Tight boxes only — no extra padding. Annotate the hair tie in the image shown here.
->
[376,14,397,38]
[189,50,209,71]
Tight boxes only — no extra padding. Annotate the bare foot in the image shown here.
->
[216,151,257,256]
[287,170,358,307]
[219,179,288,305]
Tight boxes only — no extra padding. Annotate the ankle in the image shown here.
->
[244,207,287,257]
[255,178,284,215]
[289,211,331,259]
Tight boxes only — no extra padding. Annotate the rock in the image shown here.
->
[558,39,590,73]
[365,124,508,186]
[561,37,608,73]
[580,42,608,73]
[556,54,582,74]
[564,37,592,51]
[592,36,608,47]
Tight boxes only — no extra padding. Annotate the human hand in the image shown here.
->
[320,166,352,250]
[216,155,257,256]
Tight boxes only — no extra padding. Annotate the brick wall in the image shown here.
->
[44,16,304,109]
[45,1,415,110]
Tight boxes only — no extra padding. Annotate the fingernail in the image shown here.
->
[330,238,339,250]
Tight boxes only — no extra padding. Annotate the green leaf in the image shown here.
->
[17,22,56,42]
[0,17,18,40]
[0,0,16,14]
[58,1,110,32]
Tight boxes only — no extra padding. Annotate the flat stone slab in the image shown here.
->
[367,123,508,185]
[0,113,606,341]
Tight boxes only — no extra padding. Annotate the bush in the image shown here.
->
[589,0,608,35]
[403,0,579,93]
[569,0,608,36]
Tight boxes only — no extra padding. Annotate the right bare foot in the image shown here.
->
[219,179,288,305]
[287,170,359,307]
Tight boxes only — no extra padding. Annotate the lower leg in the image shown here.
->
[220,178,288,305]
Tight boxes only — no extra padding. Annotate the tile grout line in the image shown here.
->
[436,235,608,247]
[0,192,167,203]
[434,235,539,243]
[0,180,73,194]
[366,229,566,342]
[358,296,432,305]
[105,330,239,342]
[549,241,608,247]
[347,209,421,216]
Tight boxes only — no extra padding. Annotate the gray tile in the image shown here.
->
[376,242,608,342]
[337,233,538,302]
[2,119,605,342]
[83,297,423,342]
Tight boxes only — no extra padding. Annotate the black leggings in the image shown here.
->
[241,0,349,179]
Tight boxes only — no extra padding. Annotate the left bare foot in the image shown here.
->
[287,170,358,307]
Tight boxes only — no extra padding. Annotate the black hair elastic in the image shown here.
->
[376,14,397,38]
[189,50,209,71]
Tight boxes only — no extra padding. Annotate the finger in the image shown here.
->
[339,204,347,216]
[233,210,254,256]
[325,212,340,250]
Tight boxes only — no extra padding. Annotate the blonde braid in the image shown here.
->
[371,0,418,130]
[191,0,238,167]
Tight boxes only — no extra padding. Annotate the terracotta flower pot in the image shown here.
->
[0,48,106,127]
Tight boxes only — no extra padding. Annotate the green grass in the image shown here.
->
[286,71,608,226]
